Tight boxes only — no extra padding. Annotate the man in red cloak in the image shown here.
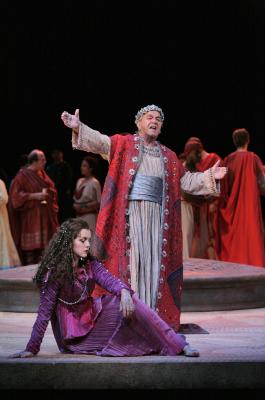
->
[9,149,59,265]
[61,105,227,330]
[215,128,265,267]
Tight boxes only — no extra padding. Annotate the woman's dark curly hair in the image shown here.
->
[33,218,90,285]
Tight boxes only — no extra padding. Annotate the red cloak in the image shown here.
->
[215,151,265,267]
[93,133,185,330]
[8,167,59,252]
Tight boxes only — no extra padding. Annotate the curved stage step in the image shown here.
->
[0,258,265,312]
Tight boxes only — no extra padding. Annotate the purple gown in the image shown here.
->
[26,260,187,356]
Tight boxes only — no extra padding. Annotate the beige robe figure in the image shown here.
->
[181,198,194,259]
[0,179,21,268]
[73,176,101,235]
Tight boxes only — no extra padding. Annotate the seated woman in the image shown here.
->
[10,218,199,358]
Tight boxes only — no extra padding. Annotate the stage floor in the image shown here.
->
[0,307,265,390]
[1,258,265,390]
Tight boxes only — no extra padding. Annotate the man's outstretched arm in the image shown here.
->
[61,109,111,161]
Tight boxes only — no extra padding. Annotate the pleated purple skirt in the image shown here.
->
[57,295,187,357]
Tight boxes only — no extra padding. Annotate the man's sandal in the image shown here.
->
[183,344,200,357]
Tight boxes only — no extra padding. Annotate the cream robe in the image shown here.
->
[0,179,21,268]
[73,176,101,234]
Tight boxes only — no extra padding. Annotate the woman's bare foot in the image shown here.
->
[183,344,200,357]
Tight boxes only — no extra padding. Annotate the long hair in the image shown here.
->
[33,218,90,285]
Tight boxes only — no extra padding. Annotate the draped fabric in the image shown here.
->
[8,167,59,253]
[181,153,221,259]
[128,148,163,309]
[73,176,101,234]
[181,198,194,259]
[215,151,265,267]
[93,133,185,330]
[191,153,222,259]
[0,179,21,268]
[25,260,187,356]
[196,153,221,172]
[72,125,220,330]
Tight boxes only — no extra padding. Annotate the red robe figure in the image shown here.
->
[181,137,221,259]
[215,128,265,267]
[9,149,59,265]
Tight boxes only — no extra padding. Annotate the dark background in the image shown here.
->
[1,0,264,187]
